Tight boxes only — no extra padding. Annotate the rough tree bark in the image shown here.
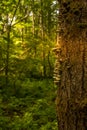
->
[54,0,87,130]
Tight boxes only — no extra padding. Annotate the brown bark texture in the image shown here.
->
[54,0,87,130]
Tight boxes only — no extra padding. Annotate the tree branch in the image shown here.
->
[12,14,29,27]
[0,67,5,73]
[10,0,21,25]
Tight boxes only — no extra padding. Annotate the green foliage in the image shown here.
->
[0,79,57,130]
[0,0,58,80]
[0,0,58,129]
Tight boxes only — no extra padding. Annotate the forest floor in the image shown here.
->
[0,79,57,130]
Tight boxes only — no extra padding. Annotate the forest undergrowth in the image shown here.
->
[0,79,57,130]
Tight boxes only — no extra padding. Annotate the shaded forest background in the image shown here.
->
[0,0,58,129]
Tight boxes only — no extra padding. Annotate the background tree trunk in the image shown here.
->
[55,0,87,130]
[5,24,11,86]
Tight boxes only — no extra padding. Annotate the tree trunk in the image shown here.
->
[5,25,11,86]
[55,0,87,130]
